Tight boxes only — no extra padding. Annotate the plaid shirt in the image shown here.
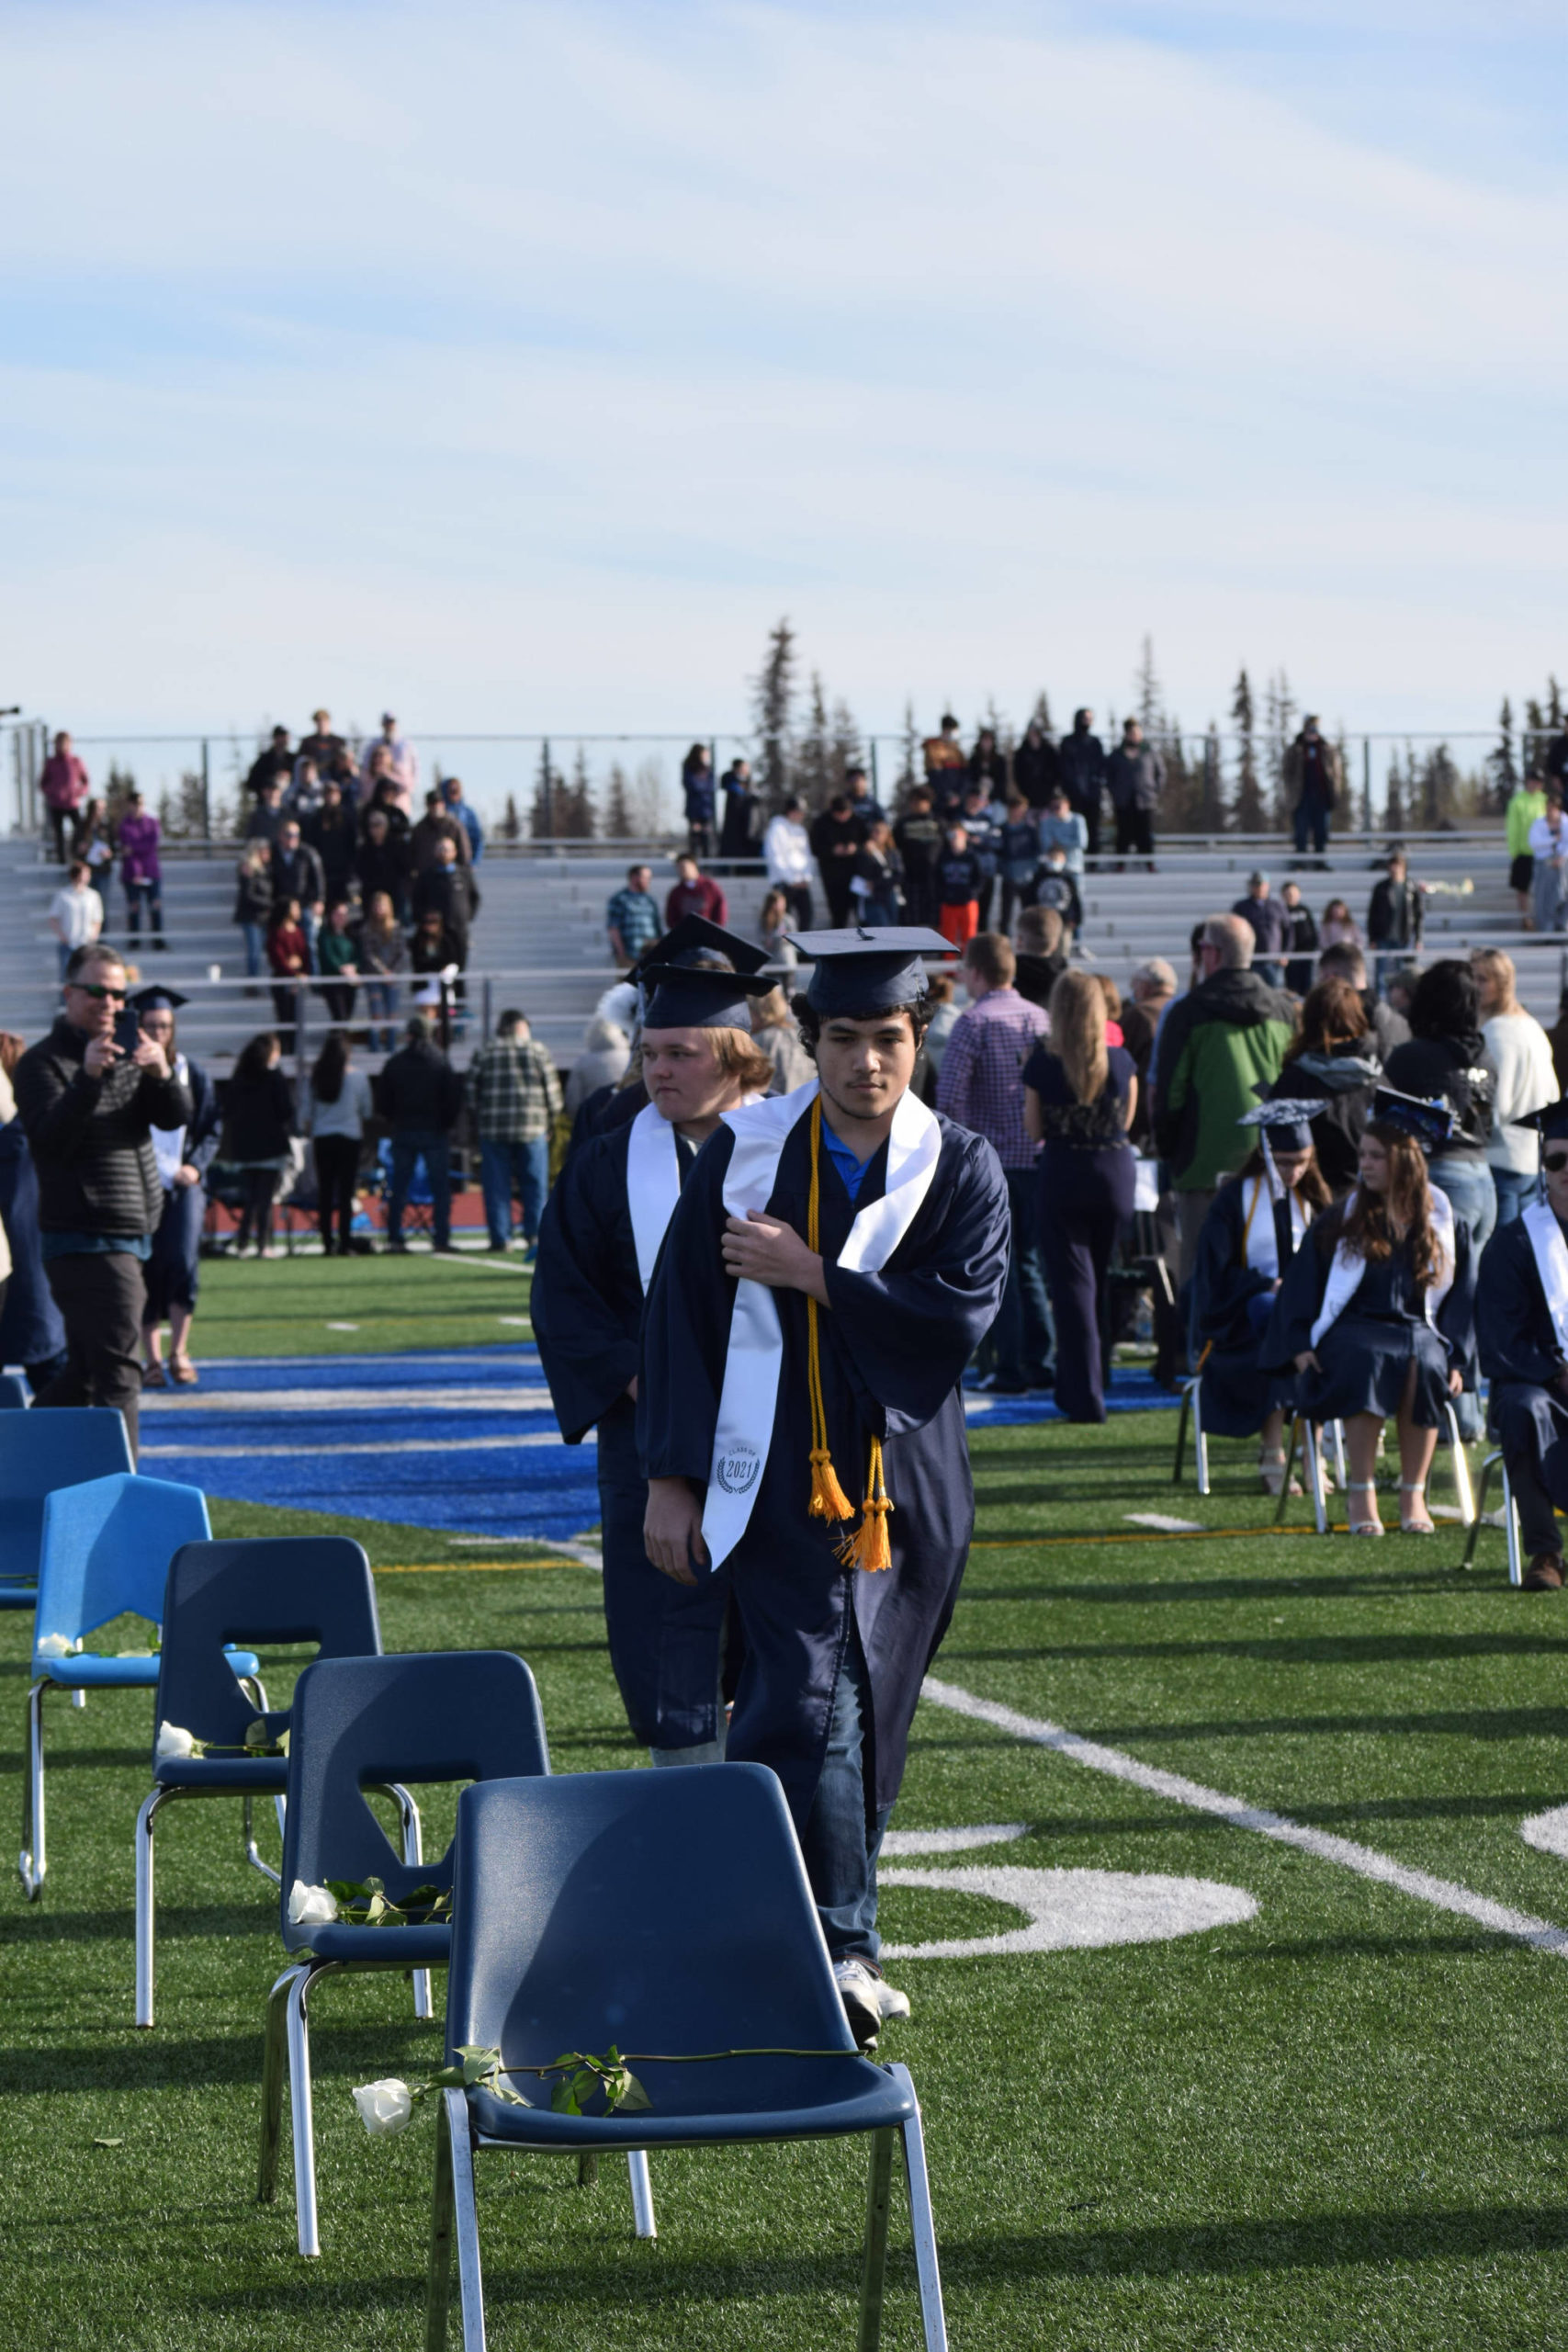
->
[935,987,1048,1170]
[605,885,660,956]
[466,1036,563,1142]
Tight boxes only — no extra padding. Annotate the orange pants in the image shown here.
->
[937,900,978,948]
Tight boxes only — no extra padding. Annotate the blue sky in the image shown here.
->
[1,0,1563,751]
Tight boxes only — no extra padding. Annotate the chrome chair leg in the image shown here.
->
[444,2087,488,2352]
[18,1679,46,1900]
[72,1687,85,1711]
[134,1785,175,2028]
[285,1958,340,2257]
[1461,1451,1498,1572]
[1332,1419,1348,1491]
[386,1781,433,2020]
[891,2066,948,2352]
[858,2127,896,2352]
[258,1964,295,2205]
[627,2149,657,2239]
[1504,1462,1524,1587]
[1441,1403,1476,1524]
[1303,1420,1327,1535]
[1192,1377,1210,1497]
[243,1790,282,1886]
[426,2091,458,2352]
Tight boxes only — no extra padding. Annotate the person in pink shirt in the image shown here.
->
[117,791,166,951]
[40,731,90,865]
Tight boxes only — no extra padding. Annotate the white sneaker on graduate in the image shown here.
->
[833,1960,912,2045]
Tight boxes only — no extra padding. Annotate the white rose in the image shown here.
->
[153,1722,197,1761]
[352,2078,413,2136]
[288,1880,339,1928]
[36,1634,75,1659]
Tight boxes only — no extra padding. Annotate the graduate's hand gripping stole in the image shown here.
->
[720,1210,829,1305]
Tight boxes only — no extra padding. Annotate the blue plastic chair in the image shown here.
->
[425,1767,947,2352]
[257,1650,551,2256]
[0,1408,134,1609]
[135,1537,382,2027]
[18,1474,263,1899]
[0,1372,30,1408]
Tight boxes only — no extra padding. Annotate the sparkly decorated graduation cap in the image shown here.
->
[639,965,777,1031]
[784,926,955,1015]
[1368,1086,1455,1152]
[631,913,769,981]
[1238,1097,1327,1156]
[1512,1098,1568,1144]
[127,985,189,1013]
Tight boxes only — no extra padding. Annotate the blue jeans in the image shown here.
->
[1428,1156,1495,1440]
[388,1131,451,1247]
[240,922,265,978]
[479,1136,548,1248]
[990,1166,1055,1386]
[1492,1167,1539,1228]
[124,877,164,940]
[798,1627,892,1963]
[1293,797,1331,854]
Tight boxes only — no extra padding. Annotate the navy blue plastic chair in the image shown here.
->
[19,1474,263,1898]
[135,1536,381,2026]
[0,1408,134,1609]
[257,1650,551,2256]
[0,1372,30,1408]
[425,1766,947,2352]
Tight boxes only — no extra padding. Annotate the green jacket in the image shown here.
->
[1153,968,1296,1193]
[1508,786,1547,860]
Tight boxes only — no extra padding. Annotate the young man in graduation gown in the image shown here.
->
[565,914,768,1153]
[532,952,776,1761]
[1476,1098,1568,1589]
[639,928,1010,2045]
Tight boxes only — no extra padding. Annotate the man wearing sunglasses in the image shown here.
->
[12,943,191,1455]
[1476,1098,1568,1589]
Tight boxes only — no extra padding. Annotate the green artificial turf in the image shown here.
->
[187,1248,533,1356]
[7,1384,1568,2346]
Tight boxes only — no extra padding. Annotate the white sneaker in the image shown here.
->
[833,1959,912,2045]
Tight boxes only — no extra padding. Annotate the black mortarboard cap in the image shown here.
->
[639,965,777,1031]
[1368,1086,1454,1152]
[1512,1097,1568,1144]
[128,985,189,1012]
[785,925,955,1015]
[1241,1095,1328,1157]
[629,913,769,981]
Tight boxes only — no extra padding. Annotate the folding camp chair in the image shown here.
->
[19,1474,261,1898]
[135,1537,381,2026]
[257,1649,552,2256]
[425,1766,947,2350]
[0,1408,134,1610]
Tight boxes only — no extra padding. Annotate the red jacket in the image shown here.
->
[664,876,728,928]
[41,752,89,812]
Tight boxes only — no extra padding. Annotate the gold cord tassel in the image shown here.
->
[806,1099,856,1527]
[807,1100,892,1566]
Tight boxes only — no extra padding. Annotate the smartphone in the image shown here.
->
[113,1006,142,1056]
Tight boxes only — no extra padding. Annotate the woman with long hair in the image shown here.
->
[137,989,220,1387]
[1264,1094,1477,1534]
[265,897,308,1054]
[308,1029,374,1256]
[1319,898,1361,953]
[1472,945,1557,1227]
[1190,1107,1332,1491]
[359,889,407,1051]
[1384,957,1498,1274]
[222,1032,296,1256]
[1277,975,1382,1194]
[1022,967,1138,1421]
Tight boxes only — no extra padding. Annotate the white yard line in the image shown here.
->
[920,1675,1568,1960]
[1124,1512,1206,1533]
[141,1385,555,1414]
[141,1430,590,1460]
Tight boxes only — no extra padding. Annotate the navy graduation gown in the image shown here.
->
[1190,1178,1297,1437]
[1262,1202,1477,1428]
[531,1117,732,1749]
[638,1108,1010,1828]
[1476,1216,1568,1507]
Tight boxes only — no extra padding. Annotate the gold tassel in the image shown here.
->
[805,1101,855,1527]
[808,1442,856,1523]
[839,1436,894,1571]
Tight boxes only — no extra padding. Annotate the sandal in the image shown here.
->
[141,1362,166,1390]
[1258,1447,1302,1498]
[169,1353,199,1387]
[1347,1478,1384,1537]
[1400,1479,1435,1535]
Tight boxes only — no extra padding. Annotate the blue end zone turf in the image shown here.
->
[138,1350,1175,1542]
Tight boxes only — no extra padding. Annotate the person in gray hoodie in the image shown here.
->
[1272,976,1383,1196]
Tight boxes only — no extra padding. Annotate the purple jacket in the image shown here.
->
[118,812,162,884]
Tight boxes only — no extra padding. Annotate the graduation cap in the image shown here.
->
[639,964,777,1031]
[127,985,188,1014]
[785,926,956,1016]
[1512,1098,1568,1145]
[1368,1086,1455,1153]
[630,913,769,981]
[1239,1096,1328,1157]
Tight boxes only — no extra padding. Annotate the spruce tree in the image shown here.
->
[828,696,863,797]
[1229,671,1264,832]
[797,673,830,809]
[1263,669,1296,827]
[604,763,634,841]
[1384,753,1405,836]
[564,746,596,838]
[1030,688,1054,740]
[1487,699,1517,812]
[529,741,561,839]
[750,618,796,808]
[1200,725,1225,832]
[1134,637,1161,732]
[896,698,919,799]
[499,793,521,843]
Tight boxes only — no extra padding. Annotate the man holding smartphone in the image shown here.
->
[13,943,192,1456]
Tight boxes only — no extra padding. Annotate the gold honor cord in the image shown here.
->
[806,1097,893,1572]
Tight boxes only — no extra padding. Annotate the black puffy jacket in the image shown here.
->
[15,1017,193,1238]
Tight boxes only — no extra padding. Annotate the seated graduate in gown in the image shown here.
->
[1476,1095,1568,1589]
[1190,1097,1330,1495]
[1263,1087,1477,1537]
[638,928,1010,2049]
[532,925,775,1762]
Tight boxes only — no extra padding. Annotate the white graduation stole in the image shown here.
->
[701,1079,943,1572]
[1310,1182,1455,1348]
[626,1091,767,1295]
[1523,1196,1568,1356]
[150,1052,189,1192]
[1240,1173,1307,1280]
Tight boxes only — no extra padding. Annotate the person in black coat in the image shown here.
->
[1272,976,1382,1197]
[0,1077,69,1393]
[378,1017,463,1250]
[132,989,220,1387]
[717,759,761,859]
[221,1031,297,1255]
[1475,1095,1568,1587]
[304,778,358,906]
[412,840,479,967]
[355,807,413,923]
[1057,708,1108,860]
[1012,719,1059,809]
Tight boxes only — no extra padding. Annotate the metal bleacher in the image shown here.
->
[1,827,1555,1076]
